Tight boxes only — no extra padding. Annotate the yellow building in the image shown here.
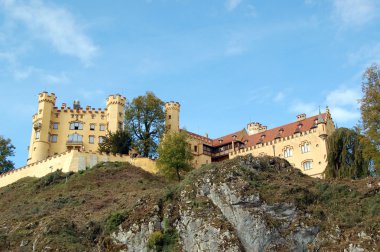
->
[165,102,335,178]
[27,92,126,164]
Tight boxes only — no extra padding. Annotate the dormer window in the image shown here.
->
[218,139,223,143]
[298,123,303,129]
[261,134,265,139]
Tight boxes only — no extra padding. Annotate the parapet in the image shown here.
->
[38,91,56,105]
[165,101,180,111]
[106,94,126,107]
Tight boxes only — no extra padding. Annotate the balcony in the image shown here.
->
[66,140,83,147]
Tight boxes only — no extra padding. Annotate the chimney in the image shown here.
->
[204,133,208,138]
[296,113,306,121]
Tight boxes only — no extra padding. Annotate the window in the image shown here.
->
[99,124,106,131]
[89,135,95,144]
[91,114,95,119]
[90,124,95,130]
[68,133,82,142]
[99,136,105,144]
[101,115,105,120]
[55,113,59,118]
[168,115,172,119]
[118,122,123,130]
[194,145,198,152]
[53,122,59,129]
[303,161,313,170]
[301,142,310,153]
[69,122,83,130]
[119,112,122,117]
[35,131,40,139]
[284,147,293,158]
[51,135,57,143]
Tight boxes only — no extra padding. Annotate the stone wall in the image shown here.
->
[0,150,157,188]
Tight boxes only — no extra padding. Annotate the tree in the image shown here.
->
[360,63,380,174]
[98,130,132,155]
[325,128,368,179]
[0,136,15,174]
[157,131,193,181]
[125,92,165,157]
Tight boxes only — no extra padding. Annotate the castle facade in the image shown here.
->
[165,102,335,178]
[27,92,126,164]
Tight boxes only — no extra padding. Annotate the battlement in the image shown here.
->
[52,107,107,113]
[247,122,267,135]
[38,91,56,104]
[165,101,181,110]
[106,94,126,106]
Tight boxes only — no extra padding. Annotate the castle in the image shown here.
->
[165,101,335,178]
[27,92,126,164]
[0,92,334,188]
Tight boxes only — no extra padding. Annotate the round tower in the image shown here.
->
[165,101,180,132]
[106,94,126,132]
[29,92,56,164]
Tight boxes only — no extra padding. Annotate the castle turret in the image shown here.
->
[165,101,180,132]
[106,94,126,132]
[28,92,56,164]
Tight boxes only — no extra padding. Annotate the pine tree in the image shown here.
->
[360,63,380,174]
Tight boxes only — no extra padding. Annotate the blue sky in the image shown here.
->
[0,0,379,167]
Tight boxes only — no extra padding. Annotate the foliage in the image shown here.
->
[147,220,179,252]
[360,63,380,174]
[104,212,127,233]
[325,128,368,179]
[125,92,165,157]
[98,130,132,155]
[0,135,15,174]
[157,131,193,181]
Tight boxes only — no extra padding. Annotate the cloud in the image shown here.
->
[273,92,285,103]
[0,0,97,64]
[333,0,378,27]
[289,86,361,125]
[225,0,242,11]
[348,43,380,66]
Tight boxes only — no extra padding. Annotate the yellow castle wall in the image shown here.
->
[0,150,157,188]
[230,126,330,178]
[28,92,126,165]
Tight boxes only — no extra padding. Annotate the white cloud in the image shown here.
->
[289,86,361,125]
[0,0,97,64]
[333,0,378,27]
[273,92,285,103]
[225,0,242,11]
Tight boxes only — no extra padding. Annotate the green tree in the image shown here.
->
[125,92,165,157]
[157,131,193,181]
[0,136,15,174]
[325,128,368,179]
[360,63,380,174]
[98,130,132,155]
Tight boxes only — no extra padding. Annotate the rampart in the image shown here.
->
[0,150,157,188]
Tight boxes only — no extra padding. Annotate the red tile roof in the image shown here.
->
[186,113,327,147]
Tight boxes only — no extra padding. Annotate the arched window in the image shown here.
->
[283,146,293,158]
[69,122,83,130]
[301,142,310,153]
[302,160,313,170]
[68,133,82,142]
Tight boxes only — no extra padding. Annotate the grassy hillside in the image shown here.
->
[0,162,169,251]
[0,157,379,251]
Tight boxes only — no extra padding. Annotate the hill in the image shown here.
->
[0,156,379,251]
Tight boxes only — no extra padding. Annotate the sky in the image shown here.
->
[0,0,379,168]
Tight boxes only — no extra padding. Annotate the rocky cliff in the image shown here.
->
[0,156,379,251]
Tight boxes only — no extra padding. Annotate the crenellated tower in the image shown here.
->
[106,94,126,132]
[165,101,180,133]
[28,92,56,164]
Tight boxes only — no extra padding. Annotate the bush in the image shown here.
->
[147,231,164,249]
[104,212,127,233]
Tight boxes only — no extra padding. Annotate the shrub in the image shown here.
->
[104,212,127,233]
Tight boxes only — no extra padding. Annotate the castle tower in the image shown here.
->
[165,102,180,132]
[28,92,56,164]
[106,94,126,132]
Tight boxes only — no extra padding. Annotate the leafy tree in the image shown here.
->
[125,92,165,157]
[157,131,193,181]
[325,128,368,179]
[98,130,132,155]
[360,63,380,174]
[0,136,15,174]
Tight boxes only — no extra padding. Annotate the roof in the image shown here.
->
[186,113,327,148]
